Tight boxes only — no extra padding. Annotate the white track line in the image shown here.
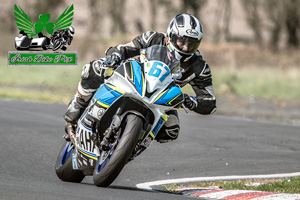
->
[136,172,300,190]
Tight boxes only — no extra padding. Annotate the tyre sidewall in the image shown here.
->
[55,141,85,183]
[93,114,143,187]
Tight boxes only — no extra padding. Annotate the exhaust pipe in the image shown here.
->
[65,123,76,145]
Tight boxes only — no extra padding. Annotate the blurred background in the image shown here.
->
[1,0,300,124]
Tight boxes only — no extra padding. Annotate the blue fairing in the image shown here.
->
[93,84,123,106]
[154,86,183,106]
[129,61,144,96]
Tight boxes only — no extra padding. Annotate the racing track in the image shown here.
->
[0,99,299,200]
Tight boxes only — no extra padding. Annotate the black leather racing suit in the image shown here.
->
[80,31,216,142]
[104,31,216,114]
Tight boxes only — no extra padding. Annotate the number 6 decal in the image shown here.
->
[148,61,171,82]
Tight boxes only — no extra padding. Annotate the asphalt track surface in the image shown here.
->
[0,99,299,200]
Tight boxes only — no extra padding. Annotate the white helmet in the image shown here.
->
[166,14,203,61]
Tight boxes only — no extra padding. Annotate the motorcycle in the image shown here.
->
[55,45,184,187]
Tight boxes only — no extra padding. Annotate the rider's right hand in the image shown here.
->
[104,52,122,67]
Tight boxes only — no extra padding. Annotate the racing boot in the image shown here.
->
[63,83,94,124]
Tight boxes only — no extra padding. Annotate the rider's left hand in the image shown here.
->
[104,52,122,67]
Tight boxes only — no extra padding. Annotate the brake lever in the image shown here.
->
[100,62,120,70]
[182,104,189,113]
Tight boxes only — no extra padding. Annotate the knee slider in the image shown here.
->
[165,124,180,139]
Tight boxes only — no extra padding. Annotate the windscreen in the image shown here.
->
[141,45,180,73]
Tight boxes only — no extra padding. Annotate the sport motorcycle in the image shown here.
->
[55,45,184,187]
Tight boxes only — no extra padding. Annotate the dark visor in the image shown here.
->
[171,34,201,54]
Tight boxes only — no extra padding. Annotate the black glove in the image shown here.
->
[104,52,122,67]
[184,94,198,110]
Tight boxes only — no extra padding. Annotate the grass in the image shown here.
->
[1,56,300,103]
[0,87,72,103]
[1,57,82,102]
[166,177,300,194]
[3,59,82,88]
[212,66,300,99]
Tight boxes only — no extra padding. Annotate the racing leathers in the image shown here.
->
[64,31,216,142]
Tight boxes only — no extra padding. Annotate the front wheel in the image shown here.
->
[93,114,143,187]
[55,141,85,183]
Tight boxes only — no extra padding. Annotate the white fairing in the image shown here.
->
[107,61,177,108]
[144,62,173,93]
[104,60,182,134]
[73,46,183,170]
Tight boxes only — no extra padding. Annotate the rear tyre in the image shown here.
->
[93,114,143,187]
[55,141,85,183]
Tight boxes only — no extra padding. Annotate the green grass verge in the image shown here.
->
[0,87,71,103]
[1,56,300,102]
[3,59,82,88]
[212,66,300,99]
[1,57,82,103]
[166,177,300,194]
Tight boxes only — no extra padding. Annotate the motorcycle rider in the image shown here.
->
[64,14,216,143]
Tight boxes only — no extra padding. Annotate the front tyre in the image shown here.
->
[93,114,143,187]
[55,141,85,183]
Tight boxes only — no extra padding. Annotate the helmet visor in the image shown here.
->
[171,34,201,54]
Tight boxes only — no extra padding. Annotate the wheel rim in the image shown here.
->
[95,129,122,174]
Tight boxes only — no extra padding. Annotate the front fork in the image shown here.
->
[99,99,128,151]
[99,113,122,151]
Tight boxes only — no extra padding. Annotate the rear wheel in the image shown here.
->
[55,141,85,183]
[93,114,143,187]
